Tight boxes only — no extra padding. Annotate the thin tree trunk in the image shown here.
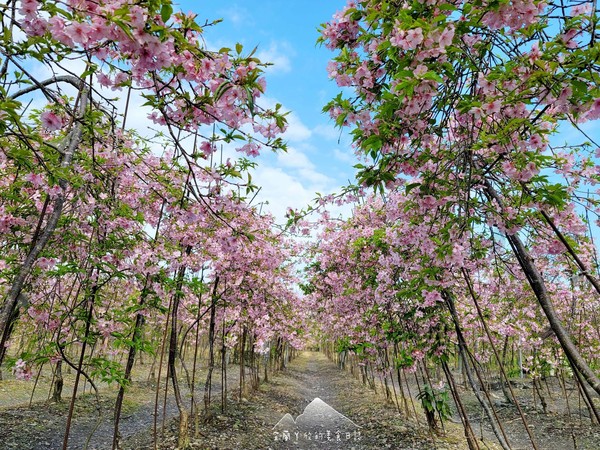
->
[442,361,479,450]
[113,200,166,449]
[501,337,513,405]
[52,360,64,403]
[462,268,539,448]
[152,294,173,449]
[484,180,600,396]
[203,277,219,418]
[169,252,192,450]
[62,281,98,450]
[190,272,206,435]
[239,326,247,400]
[0,85,88,367]
[442,290,514,450]
[221,315,227,414]
[112,277,150,449]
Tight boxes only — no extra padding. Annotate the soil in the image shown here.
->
[128,351,472,450]
[0,351,599,449]
[450,376,600,450]
[0,381,181,449]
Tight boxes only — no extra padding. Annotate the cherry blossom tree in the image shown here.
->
[319,0,600,400]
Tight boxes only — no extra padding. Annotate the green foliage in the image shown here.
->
[335,337,373,356]
[417,384,452,430]
[90,357,127,386]
[393,348,414,369]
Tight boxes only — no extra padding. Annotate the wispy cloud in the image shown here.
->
[333,148,356,164]
[277,146,315,170]
[219,5,254,27]
[256,41,294,75]
[313,124,342,141]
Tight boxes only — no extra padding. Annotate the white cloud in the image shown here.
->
[219,5,254,27]
[314,124,342,142]
[276,146,335,188]
[333,148,356,164]
[251,166,318,221]
[298,168,332,186]
[284,112,312,142]
[277,146,314,170]
[256,41,293,75]
[246,144,340,223]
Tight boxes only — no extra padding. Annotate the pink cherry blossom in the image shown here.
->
[482,99,502,115]
[584,98,600,121]
[438,26,454,50]
[40,111,62,131]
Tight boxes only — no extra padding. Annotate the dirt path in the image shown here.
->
[136,351,469,450]
[2,351,514,449]
[2,352,599,449]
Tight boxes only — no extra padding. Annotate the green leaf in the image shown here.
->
[160,3,173,23]
[214,81,232,101]
[362,134,383,152]
[423,71,443,83]
[405,182,421,194]
[438,3,457,11]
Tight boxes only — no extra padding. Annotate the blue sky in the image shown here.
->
[178,1,355,222]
